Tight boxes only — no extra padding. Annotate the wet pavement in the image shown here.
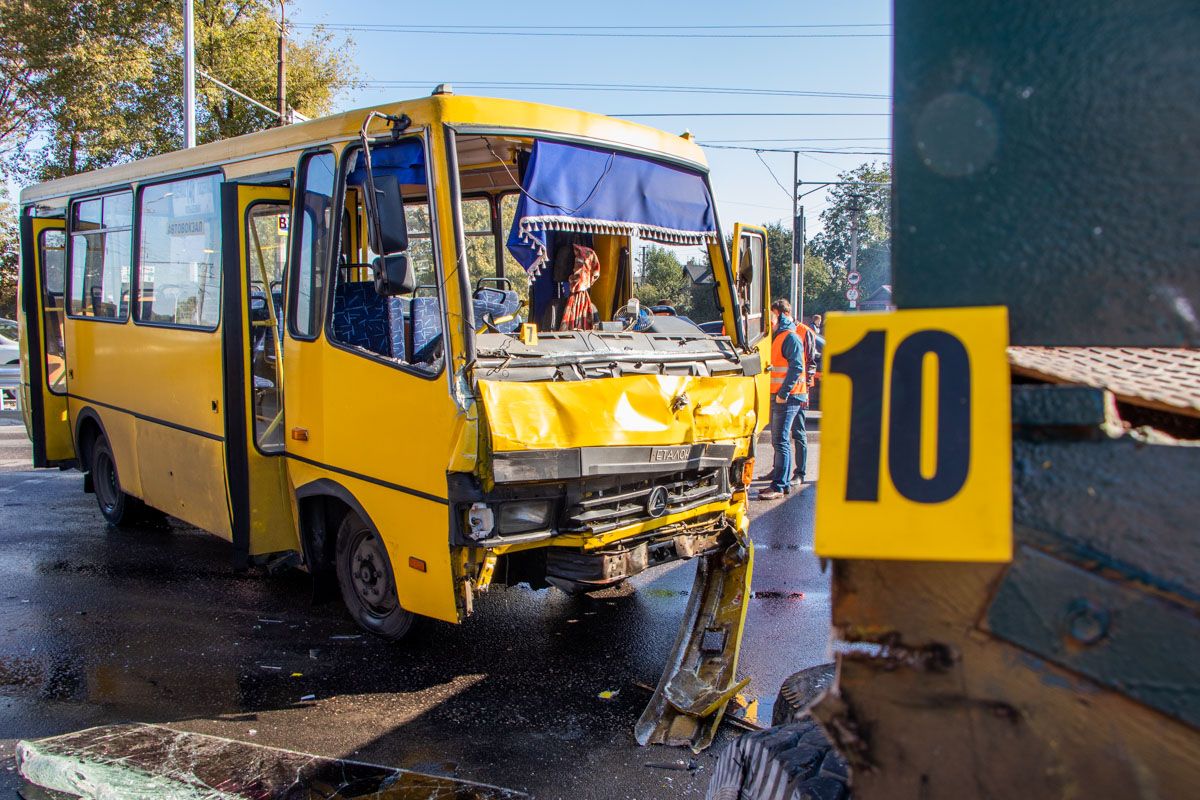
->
[0,418,828,799]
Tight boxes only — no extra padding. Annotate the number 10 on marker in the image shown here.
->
[814,307,1012,563]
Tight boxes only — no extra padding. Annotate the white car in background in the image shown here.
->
[0,318,19,364]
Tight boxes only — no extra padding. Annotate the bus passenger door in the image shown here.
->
[223,183,297,565]
[18,215,74,467]
[730,223,773,429]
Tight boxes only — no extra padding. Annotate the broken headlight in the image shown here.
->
[496,500,554,535]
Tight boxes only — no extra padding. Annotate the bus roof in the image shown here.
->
[19,93,709,207]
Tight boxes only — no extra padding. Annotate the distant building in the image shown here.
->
[858,284,894,311]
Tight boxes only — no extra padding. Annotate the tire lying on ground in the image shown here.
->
[705,717,850,800]
[773,663,836,727]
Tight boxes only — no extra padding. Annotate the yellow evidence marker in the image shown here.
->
[814,306,1012,562]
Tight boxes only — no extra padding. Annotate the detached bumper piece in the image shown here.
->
[17,723,525,799]
[545,525,725,593]
[635,524,754,753]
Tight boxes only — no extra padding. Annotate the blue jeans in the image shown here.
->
[770,396,808,491]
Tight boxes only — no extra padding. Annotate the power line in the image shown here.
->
[755,151,793,199]
[703,143,890,155]
[611,112,891,117]
[702,137,890,143]
[294,22,891,30]
[291,23,889,39]
[359,80,889,100]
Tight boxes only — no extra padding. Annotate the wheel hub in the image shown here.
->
[349,533,395,614]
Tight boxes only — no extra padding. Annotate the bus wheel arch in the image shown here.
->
[73,408,107,475]
[73,408,145,526]
[295,480,417,640]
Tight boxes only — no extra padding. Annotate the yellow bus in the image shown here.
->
[17,91,772,663]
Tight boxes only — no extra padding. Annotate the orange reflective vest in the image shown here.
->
[769,324,809,396]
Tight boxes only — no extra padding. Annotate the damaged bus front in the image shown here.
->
[353,101,773,746]
[429,134,769,591]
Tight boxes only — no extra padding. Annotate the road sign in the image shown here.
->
[814,306,1012,562]
[846,288,860,301]
[847,271,862,286]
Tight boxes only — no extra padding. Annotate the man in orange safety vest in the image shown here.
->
[758,299,818,500]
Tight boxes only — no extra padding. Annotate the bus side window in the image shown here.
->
[290,151,336,339]
[68,193,132,320]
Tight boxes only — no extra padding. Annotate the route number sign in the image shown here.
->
[814,306,1012,562]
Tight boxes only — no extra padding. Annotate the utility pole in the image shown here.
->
[183,0,195,147]
[276,1,287,125]
[797,205,806,320]
[791,152,799,313]
[848,194,861,310]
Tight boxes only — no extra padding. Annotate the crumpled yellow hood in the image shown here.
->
[478,374,758,452]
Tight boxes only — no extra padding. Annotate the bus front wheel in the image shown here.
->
[334,511,415,641]
[89,436,146,527]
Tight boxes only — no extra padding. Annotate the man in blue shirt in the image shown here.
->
[759,299,818,500]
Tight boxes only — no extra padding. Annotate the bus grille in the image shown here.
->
[561,469,730,534]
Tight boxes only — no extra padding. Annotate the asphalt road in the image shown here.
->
[0,419,829,799]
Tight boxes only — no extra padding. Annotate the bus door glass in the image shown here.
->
[731,223,773,423]
[20,216,74,465]
[233,184,296,557]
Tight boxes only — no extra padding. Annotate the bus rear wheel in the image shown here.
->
[334,511,415,641]
[89,436,146,527]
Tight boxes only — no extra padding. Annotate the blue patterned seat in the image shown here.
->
[387,296,409,362]
[410,295,443,363]
[473,287,522,333]
[332,281,390,356]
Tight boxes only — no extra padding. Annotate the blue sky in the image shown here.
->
[290,0,893,236]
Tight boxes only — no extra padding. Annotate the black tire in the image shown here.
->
[707,718,850,800]
[334,511,415,640]
[90,436,146,527]
[773,663,836,727]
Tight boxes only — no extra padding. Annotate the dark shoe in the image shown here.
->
[757,488,785,500]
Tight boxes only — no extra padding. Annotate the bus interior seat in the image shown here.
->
[332,280,391,356]
[387,295,409,362]
[473,279,522,333]
[410,290,443,362]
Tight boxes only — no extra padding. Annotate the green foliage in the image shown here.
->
[760,220,848,318]
[808,162,892,300]
[0,188,16,318]
[633,245,717,322]
[0,1,357,181]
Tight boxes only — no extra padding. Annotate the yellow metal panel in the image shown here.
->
[135,423,232,538]
[65,304,230,532]
[814,306,1012,562]
[478,374,757,452]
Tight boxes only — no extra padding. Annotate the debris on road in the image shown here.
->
[16,723,527,799]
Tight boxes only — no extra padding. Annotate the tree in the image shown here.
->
[0,1,357,181]
[635,246,689,312]
[761,221,848,318]
[0,187,17,318]
[809,162,892,299]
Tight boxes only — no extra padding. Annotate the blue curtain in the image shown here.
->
[347,139,426,187]
[505,140,717,276]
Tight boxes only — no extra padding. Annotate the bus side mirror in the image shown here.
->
[374,253,414,297]
[366,173,409,255]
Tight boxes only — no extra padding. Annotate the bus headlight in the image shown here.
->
[497,500,554,534]
[466,502,495,541]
